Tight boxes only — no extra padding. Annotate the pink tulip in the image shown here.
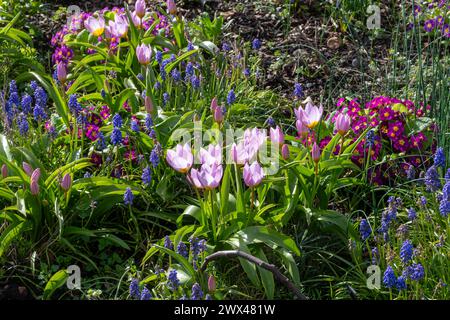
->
[145,95,153,113]
[270,125,284,147]
[31,168,41,182]
[208,275,216,292]
[166,144,194,173]
[188,163,223,190]
[60,173,72,191]
[167,0,177,15]
[135,0,146,18]
[84,16,105,37]
[131,11,142,28]
[334,113,351,136]
[243,128,266,162]
[296,119,308,138]
[1,164,7,178]
[210,97,218,112]
[30,179,39,195]
[298,102,323,129]
[311,142,320,163]
[214,106,224,124]
[23,162,33,176]
[56,63,67,83]
[136,44,152,65]
[281,144,290,160]
[243,161,264,187]
[231,142,248,165]
[106,15,128,38]
[199,144,222,166]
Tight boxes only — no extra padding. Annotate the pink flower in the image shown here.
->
[131,11,142,28]
[210,97,218,112]
[269,125,284,147]
[231,142,248,165]
[214,106,224,124]
[297,102,323,129]
[167,0,177,15]
[334,113,351,136]
[281,144,290,160]
[208,275,216,292]
[136,44,152,65]
[23,162,33,176]
[56,62,67,83]
[243,162,264,187]
[311,142,320,163]
[188,163,223,190]
[1,164,7,178]
[296,119,308,138]
[199,144,222,166]
[106,14,128,39]
[145,95,153,113]
[135,0,146,18]
[60,173,72,191]
[30,168,41,196]
[166,144,194,173]
[379,107,395,121]
[84,16,105,37]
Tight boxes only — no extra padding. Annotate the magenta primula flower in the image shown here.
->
[243,162,264,187]
[166,144,194,173]
[393,135,410,152]
[86,124,100,141]
[379,107,395,121]
[100,105,111,119]
[387,121,404,140]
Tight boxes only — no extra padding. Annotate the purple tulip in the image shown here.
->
[1,164,7,178]
[311,142,320,163]
[167,0,177,15]
[23,162,33,176]
[106,15,128,38]
[281,144,290,160]
[56,63,67,83]
[270,125,284,147]
[296,119,308,138]
[243,162,264,187]
[145,95,153,113]
[131,11,142,28]
[243,128,266,163]
[166,143,194,173]
[188,163,223,190]
[210,97,218,112]
[60,173,72,191]
[296,102,323,129]
[136,44,152,65]
[208,275,216,292]
[231,142,247,165]
[199,144,222,166]
[31,168,41,182]
[30,179,39,195]
[334,113,351,136]
[135,0,146,18]
[214,106,224,124]
[84,16,105,37]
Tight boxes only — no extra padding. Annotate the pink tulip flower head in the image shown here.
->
[243,161,264,187]
[244,128,266,162]
[1,164,7,178]
[84,15,105,37]
[30,168,41,196]
[167,0,177,15]
[106,14,128,38]
[311,142,321,163]
[145,95,153,113]
[188,163,223,190]
[335,113,351,136]
[231,142,248,165]
[210,97,218,113]
[214,106,224,124]
[135,0,146,18]
[31,168,41,182]
[208,275,216,292]
[199,144,222,166]
[270,125,284,147]
[166,143,194,173]
[23,162,33,176]
[56,62,67,83]
[131,11,142,28]
[281,144,290,160]
[296,119,309,138]
[299,102,323,129]
[60,173,72,191]
[136,44,152,65]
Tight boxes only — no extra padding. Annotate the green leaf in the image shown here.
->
[43,270,68,300]
[0,220,31,257]
[255,247,274,299]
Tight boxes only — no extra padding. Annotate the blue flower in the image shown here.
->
[154,81,161,90]
[163,93,170,106]
[406,164,415,180]
[68,94,82,115]
[96,132,106,150]
[185,62,194,77]
[365,130,376,148]
[267,117,276,128]
[131,120,140,133]
[227,89,235,105]
[167,269,180,291]
[443,181,450,201]
[400,240,413,264]
[112,113,123,128]
[17,114,29,136]
[164,235,174,250]
[21,94,32,114]
[33,104,47,121]
[191,283,204,300]
[407,207,417,221]
[359,219,371,241]
[243,68,251,77]
[137,73,145,81]
[30,81,38,92]
[371,247,379,264]
[191,75,200,89]
[383,265,397,288]
[155,50,163,64]
[141,166,152,186]
[396,276,407,291]
[177,241,188,258]
[160,65,167,81]
[187,42,195,51]
[140,287,152,300]
[149,129,157,140]
[425,165,441,192]
[445,168,450,182]
[222,42,231,52]
[439,199,449,217]
[34,86,47,108]
[171,68,181,82]
[420,196,427,206]
[294,83,304,99]
[149,147,160,167]
[84,172,92,178]
[129,278,140,299]
[110,128,123,145]
[189,237,206,258]
[434,147,446,168]
[145,114,153,131]
[404,263,424,281]
[124,187,134,206]
[252,38,261,50]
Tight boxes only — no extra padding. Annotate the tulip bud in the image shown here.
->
[311,142,320,163]
[60,173,72,191]
[135,0,146,18]
[167,0,177,15]
[145,95,153,113]
[57,63,67,84]
[30,179,39,195]
[214,106,224,123]
[31,168,41,182]
[281,144,290,160]
[208,275,216,292]
[1,164,7,178]
[23,162,33,176]
[210,97,218,112]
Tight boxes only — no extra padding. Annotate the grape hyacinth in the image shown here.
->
[407,207,417,221]
[191,283,204,300]
[17,114,29,136]
[227,89,235,105]
[404,263,425,281]
[252,38,261,50]
[167,269,180,290]
[21,94,32,114]
[129,278,140,298]
[294,83,304,99]
[164,235,174,250]
[359,219,372,241]
[150,147,160,167]
[141,166,152,186]
[112,113,123,128]
[383,265,397,288]
[68,94,82,115]
[176,241,188,258]
[131,119,140,133]
[400,240,413,264]
[110,127,123,145]
[396,276,407,291]
[434,147,446,168]
[145,114,153,131]
[406,164,415,180]
[140,287,152,300]
[424,165,441,192]
[124,187,134,205]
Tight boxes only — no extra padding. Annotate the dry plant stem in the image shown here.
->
[200,250,309,300]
